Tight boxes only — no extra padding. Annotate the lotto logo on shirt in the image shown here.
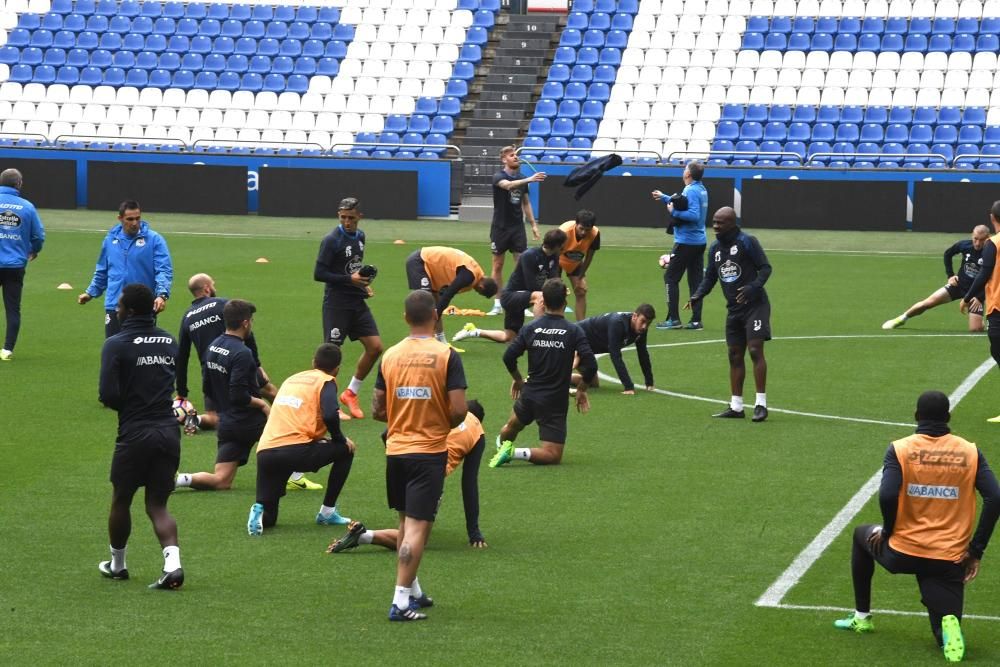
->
[396,386,432,399]
[719,260,742,283]
[906,484,959,499]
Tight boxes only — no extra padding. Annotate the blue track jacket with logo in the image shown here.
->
[84,221,173,309]
[0,185,44,268]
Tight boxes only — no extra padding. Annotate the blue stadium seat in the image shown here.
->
[286,75,307,93]
[956,17,978,34]
[528,118,551,137]
[152,17,175,35]
[460,44,482,63]
[746,16,768,32]
[570,65,593,82]
[881,34,904,51]
[792,16,815,34]
[20,47,43,65]
[836,124,860,142]
[52,0,73,12]
[42,14,63,31]
[99,33,122,50]
[977,35,1000,51]
[904,35,928,51]
[857,33,881,51]
[226,54,249,73]
[445,79,467,97]
[548,64,570,82]
[453,61,475,80]
[952,33,974,51]
[190,35,212,54]
[221,19,242,38]
[587,82,609,101]
[599,48,621,65]
[771,16,792,33]
[980,127,1000,145]
[288,21,310,40]
[721,104,744,121]
[981,17,1000,34]
[929,34,952,52]
[203,53,225,72]
[54,30,77,49]
[811,123,835,142]
[742,32,764,50]
[78,65,102,85]
[384,115,407,134]
[101,66,125,85]
[909,124,933,143]
[592,64,616,83]
[147,68,170,87]
[759,140,783,157]
[931,144,955,163]
[745,104,767,123]
[90,49,112,67]
[241,72,264,92]
[816,17,837,33]
[408,115,431,134]
[807,142,832,161]
[28,29,53,48]
[861,18,884,34]
[293,57,315,75]
[958,126,983,145]
[466,26,488,46]
[577,46,599,66]
[589,12,611,30]
[553,46,575,65]
[185,2,205,18]
[811,33,834,51]
[244,20,266,39]
[56,65,79,84]
[582,29,605,47]
[716,121,739,140]
[711,139,735,156]
[474,9,495,28]
[171,69,194,89]
[567,11,589,30]
[605,30,628,48]
[938,107,961,125]
[216,71,239,90]
[558,100,581,118]
[324,40,346,59]
[963,108,987,125]
[783,141,806,158]
[888,108,912,125]
[144,34,167,52]
[932,17,956,35]
[787,122,811,141]
[834,34,857,51]
[560,29,582,48]
[839,17,861,34]
[860,124,884,142]
[764,33,787,51]
[913,107,936,125]
[273,38,298,57]
[235,38,257,55]
[135,51,157,70]
[611,13,633,31]
[575,119,597,139]
[108,16,131,33]
[401,132,423,147]
[551,118,574,138]
[438,97,461,117]
[430,116,454,135]
[194,71,216,88]
[158,52,180,71]
[788,33,811,50]
[111,50,134,68]
[266,21,288,40]
[909,17,932,35]
[248,55,270,73]
[907,143,932,163]
[302,39,324,58]
[735,140,759,153]
[885,124,908,143]
[816,106,838,124]
[763,122,787,141]
[740,121,763,141]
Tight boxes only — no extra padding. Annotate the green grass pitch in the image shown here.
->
[4,210,1000,665]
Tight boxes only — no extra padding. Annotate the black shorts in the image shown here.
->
[406,250,432,291]
[513,393,569,444]
[105,309,121,338]
[491,224,527,255]
[109,424,181,495]
[947,283,983,304]
[216,423,265,465]
[256,439,349,505]
[501,290,533,333]
[725,301,772,346]
[322,301,379,345]
[386,452,447,521]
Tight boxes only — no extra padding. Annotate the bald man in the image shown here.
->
[686,207,772,422]
[0,168,44,360]
[883,225,990,333]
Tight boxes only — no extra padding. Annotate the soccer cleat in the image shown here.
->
[316,509,351,526]
[683,321,704,330]
[0,348,11,361]
[452,322,478,342]
[247,503,264,536]
[486,304,502,316]
[148,568,184,590]
[340,388,364,419]
[448,342,465,353]
[882,316,906,330]
[182,409,199,435]
[98,561,129,580]
[712,407,746,419]
[941,615,965,662]
[834,613,874,633]
[489,440,515,468]
[410,593,434,608]
[987,414,1000,424]
[286,475,323,491]
[327,520,366,553]
[389,604,427,621]
[752,405,768,422]
[655,319,683,330]
[339,408,352,421]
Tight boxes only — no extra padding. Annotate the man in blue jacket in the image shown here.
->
[78,200,173,337]
[0,168,45,361]
[652,161,709,330]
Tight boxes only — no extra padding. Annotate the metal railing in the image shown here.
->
[806,151,951,166]
[331,141,463,158]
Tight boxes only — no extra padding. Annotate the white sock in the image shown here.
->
[348,377,362,395]
[163,545,181,572]
[289,472,304,482]
[393,585,412,609]
[494,298,501,308]
[319,505,338,518]
[411,577,423,598]
[360,531,375,545]
[514,448,531,460]
[730,396,744,411]
[110,545,127,572]
[854,611,871,619]
[175,473,192,488]
[755,393,767,408]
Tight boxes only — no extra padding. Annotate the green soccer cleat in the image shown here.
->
[834,613,874,633]
[941,614,965,662]
[327,520,366,553]
[286,475,323,491]
[489,440,515,468]
[882,316,906,330]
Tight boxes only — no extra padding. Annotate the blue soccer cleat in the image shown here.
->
[247,502,264,536]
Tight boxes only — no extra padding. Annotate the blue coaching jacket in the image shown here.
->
[84,221,173,309]
[664,180,708,246]
[0,185,44,268]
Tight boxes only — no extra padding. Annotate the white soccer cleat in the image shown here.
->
[0,349,12,361]
[881,316,905,330]
[452,322,478,342]
[486,304,503,316]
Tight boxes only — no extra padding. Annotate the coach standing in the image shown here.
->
[652,160,708,330]
[0,168,44,361]
[79,200,173,338]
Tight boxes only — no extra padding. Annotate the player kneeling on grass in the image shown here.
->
[491,279,597,467]
[835,390,1000,663]
[571,304,656,394]
[328,400,488,554]
[247,343,356,536]
[98,284,185,590]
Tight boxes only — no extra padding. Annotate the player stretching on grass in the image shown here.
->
[491,279,596,467]
[834,390,1000,663]
[882,225,989,332]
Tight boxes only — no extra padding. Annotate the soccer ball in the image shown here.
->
[172,398,194,423]
[658,254,672,269]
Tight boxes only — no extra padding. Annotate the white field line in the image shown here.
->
[754,357,995,612]
[772,603,1000,622]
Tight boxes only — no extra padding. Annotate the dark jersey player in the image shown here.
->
[883,225,989,333]
[487,145,545,315]
[175,299,270,491]
[574,304,656,394]
[313,197,384,420]
[453,228,567,345]
[97,283,184,590]
[491,278,597,467]
[687,207,772,422]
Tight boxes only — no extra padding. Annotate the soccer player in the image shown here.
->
[652,160,709,330]
[962,202,1000,422]
[328,400,489,553]
[79,200,173,338]
[372,290,468,621]
[177,273,321,490]
[405,246,498,341]
[558,210,601,319]
[174,300,269,491]
[97,283,184,590]
[573,304,656,394]
[453,228,567,345]
[491,278,597,467]
[247,343,356,536]
[834,391,1000,664]
[488,145,545,316]
[313,197,383,420]
[0,168,44,361]
[686,207,772,422]
[883,224,990,332]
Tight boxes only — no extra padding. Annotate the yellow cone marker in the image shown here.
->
[57,282,73,289]
[255,257,269,263]
[393,239,405,244]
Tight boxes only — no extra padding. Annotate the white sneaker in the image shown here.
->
[881,316,905,330]
[0,349,11,361]
[486,304,503,316]
[452,322,478,342]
